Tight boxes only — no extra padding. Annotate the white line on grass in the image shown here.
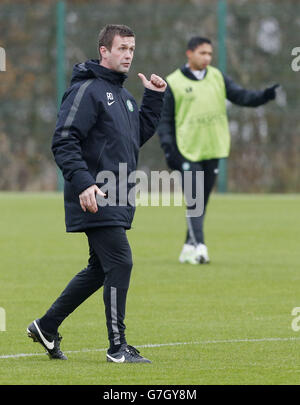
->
[0,336,299,360]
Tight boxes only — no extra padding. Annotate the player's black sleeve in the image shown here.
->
[157,85,185,170]
[139,88,164,147]
[157,84,176,147]
[52,84,97,195]
[224,74,277,107]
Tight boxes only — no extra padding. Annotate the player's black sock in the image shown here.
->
[186,214,205,245]
[107,344,122,354]
[38,315,59,336]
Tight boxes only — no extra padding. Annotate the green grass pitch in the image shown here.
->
[0,192,299,385]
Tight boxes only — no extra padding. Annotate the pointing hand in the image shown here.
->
[138,73,167,92]
[264,83,280,101]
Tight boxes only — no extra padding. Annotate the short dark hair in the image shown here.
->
[98,24,135,59]
[187,36,212,51]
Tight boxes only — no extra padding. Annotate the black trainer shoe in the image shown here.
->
[106,344,151,363]
[27,319,67,360]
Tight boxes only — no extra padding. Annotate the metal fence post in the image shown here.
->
[217,0,228,193]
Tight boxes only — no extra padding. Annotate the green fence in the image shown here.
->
[0,0,299,192]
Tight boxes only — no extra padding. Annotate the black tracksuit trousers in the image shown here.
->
[39,226,132,353]
[181,159,219,245]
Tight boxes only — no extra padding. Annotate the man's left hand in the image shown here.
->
[138,73,167,92]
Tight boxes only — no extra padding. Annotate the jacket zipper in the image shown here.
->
[119,90,135,172]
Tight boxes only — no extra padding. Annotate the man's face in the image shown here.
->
[100,35,135,73]
[186,43,213,70]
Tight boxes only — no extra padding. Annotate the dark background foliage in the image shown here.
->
[0,0,299,192]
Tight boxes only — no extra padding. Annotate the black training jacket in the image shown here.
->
[52,59,164,232]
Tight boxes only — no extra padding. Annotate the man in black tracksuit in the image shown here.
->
[27,25,166,363]
[157,36,278,265]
